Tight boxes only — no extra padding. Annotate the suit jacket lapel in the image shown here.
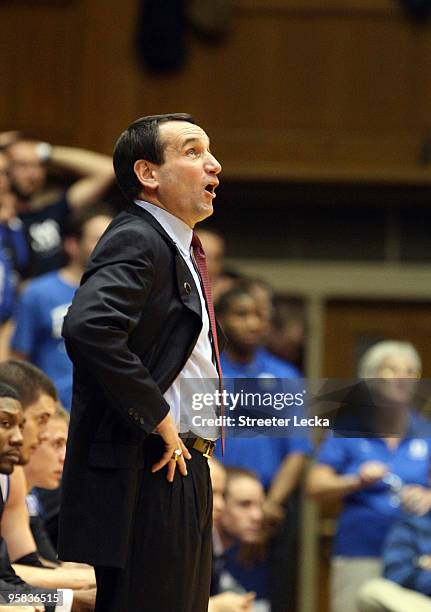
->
[126,204,202,319]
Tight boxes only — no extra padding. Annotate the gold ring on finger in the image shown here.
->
[171,448,183,462]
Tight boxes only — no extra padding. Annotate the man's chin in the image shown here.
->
[0,462,16,475]
[235,340,259,354]
[196,203,214,223]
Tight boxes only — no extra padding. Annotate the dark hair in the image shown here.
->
[0,382,20,401]
[61,206,114,241]
[271,297,305,331]
[113,113,195,200]
[239,277,274,299]
[216,286,254,318]
[0,361,57,409]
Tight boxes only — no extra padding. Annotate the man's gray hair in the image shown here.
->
[358,340,422,378]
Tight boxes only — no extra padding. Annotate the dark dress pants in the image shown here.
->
[95,435,213,612]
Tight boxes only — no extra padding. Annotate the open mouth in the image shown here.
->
[204,184,217,196]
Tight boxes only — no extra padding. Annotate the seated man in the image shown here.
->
[0,360,59,568]
[0,380,71,611]
[0,362,94,605]
[209,458,255,612]
[11,208,113,410]
[216,466,270,612]
[357,508,431,612]
[24,404,68,565]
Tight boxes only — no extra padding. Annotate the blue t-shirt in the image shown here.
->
[0,219,29,273]
[317,416,431,557]
[11,271,77,410]
[216,348,312,488]
[223,542,269,601]
[0,252,15,323]
[0,219,29,322]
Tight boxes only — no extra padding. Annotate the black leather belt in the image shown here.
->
[182,437,216,459]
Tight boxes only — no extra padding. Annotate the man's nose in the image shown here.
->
[249,314,262,330]
[10,426,23,446]
[251,506,263,522]
[205,153,222,175]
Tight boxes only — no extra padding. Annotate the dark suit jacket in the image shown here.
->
[58,204,224,568]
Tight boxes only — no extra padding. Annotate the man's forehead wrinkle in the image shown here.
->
[172,133,209,150]
[160,123,209,150]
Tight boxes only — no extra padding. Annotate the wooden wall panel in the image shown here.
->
[240,0,396,13]
[0,2,84,142]
[1,0,431,181]
[324,301,431,378]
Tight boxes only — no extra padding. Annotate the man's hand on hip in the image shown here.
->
[152,413,192,482]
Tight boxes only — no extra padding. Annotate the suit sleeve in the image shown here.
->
[62,229,170,437]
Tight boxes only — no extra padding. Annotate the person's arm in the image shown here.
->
[306,461,388,502]
[47,146,114,209]
[0,321,14,362]
[268,449,310,504]
[2,468,35,562]
[208,592,255,612]
[264,452,308,523]
[10,564,95,590]
[0,131,21,150]
[3,471,96,590]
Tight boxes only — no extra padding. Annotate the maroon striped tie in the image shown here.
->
[191,232,225,453]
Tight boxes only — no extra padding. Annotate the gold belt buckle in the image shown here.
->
[202,439,215,459]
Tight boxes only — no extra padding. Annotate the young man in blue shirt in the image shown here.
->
[11,209,112,410]
[215,286,311,501]
[216,466,269,611]
[215,285,312,612]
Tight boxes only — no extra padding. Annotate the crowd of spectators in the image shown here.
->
[0,130,430,612]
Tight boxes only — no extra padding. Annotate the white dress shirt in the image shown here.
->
[135,200,219,439]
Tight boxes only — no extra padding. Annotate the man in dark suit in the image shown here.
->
[58,113,223,612]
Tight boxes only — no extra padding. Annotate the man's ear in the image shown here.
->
[134,159,159,192]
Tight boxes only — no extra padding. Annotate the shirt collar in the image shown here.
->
[134,199,192,257]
